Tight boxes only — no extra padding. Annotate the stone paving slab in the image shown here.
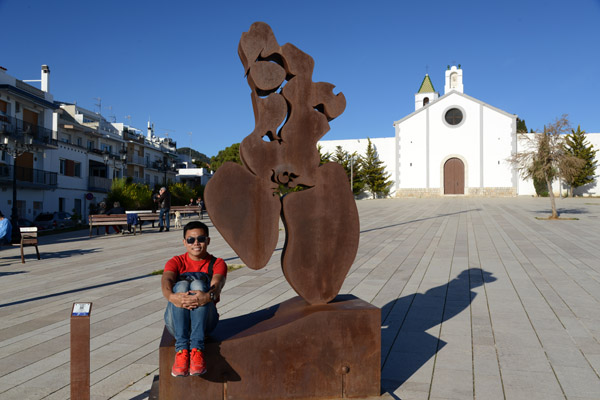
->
[0,197,599,399]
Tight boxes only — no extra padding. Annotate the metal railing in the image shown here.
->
[126,154,146,166]
[0,115,58,147]
[88,176,112,192]
[0,165,58,187]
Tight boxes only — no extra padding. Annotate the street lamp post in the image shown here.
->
[347,154,354,195]
[1,135,34,243]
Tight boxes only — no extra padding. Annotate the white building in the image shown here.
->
[320,66,600,197]
[1,65,59,223]
[1,65,182,225]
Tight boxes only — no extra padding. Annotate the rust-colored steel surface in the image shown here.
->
[205,22,359,305]
[159,296,381,399]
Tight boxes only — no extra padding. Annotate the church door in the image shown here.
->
[444,158,464,194]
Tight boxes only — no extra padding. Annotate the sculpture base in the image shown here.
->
[158,295,381,399]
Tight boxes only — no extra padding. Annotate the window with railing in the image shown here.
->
[59,158,81,177]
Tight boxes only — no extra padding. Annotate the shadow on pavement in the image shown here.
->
[380,268,496,398]
[0,273,154,308]
[361,209,481,234]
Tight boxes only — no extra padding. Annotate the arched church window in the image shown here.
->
[445,108,463,125]
[450,73,458,89]
[423,97,429,106]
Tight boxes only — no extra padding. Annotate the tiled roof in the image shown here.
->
[418,74,435,93]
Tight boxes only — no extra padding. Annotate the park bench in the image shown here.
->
[89,214,128,237]
[20,226,40,264]
[169,205,201,218]
[89,212,164,237]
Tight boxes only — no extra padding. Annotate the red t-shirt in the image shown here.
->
[164,253,227,278]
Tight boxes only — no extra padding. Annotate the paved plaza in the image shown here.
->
[0,197,599,399]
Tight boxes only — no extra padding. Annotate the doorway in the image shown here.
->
[444,158,464,194]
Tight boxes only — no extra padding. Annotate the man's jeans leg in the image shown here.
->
[159,208,166,229]
[164,280,219,352]
[164,208,171,230]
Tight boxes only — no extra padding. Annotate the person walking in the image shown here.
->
[0,210,13,246]
[156,186,171,232]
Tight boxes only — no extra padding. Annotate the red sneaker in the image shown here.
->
[171,349,189,377]
[190,348,207,376]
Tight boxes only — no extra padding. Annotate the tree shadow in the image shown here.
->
[534,208,588,215]
[380,268,496,398]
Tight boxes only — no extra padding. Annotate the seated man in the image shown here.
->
[161,221,227,377]
[0,210,12,246]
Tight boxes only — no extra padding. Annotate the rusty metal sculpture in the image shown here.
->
[156,24,379,399]
[205,22,359,305]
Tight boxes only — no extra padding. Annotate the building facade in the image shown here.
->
[0,65,182,226]
[320,66,600,197]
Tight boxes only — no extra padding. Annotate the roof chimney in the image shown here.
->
[41,65,50,92]
[147,121,153,139]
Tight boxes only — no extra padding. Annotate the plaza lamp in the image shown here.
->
[0,134,34,243]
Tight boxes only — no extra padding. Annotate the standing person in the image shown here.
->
[0,211,13,246]
[161,221,227,377]
[107,201,125,234]
[197,197,205,220]
[151,191,158,228]
[155,187,171,232]
[97,201,111,235]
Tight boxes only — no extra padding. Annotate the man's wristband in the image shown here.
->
[210,292,215,301]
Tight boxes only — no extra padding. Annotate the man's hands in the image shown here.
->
[169,291,212,310]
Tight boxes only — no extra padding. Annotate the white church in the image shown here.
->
[319,66,600,197]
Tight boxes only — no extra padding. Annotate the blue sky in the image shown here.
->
[2,0,599,157]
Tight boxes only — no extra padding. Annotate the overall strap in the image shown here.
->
[207,256,215,278]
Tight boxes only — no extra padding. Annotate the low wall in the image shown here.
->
[395,187,517,198]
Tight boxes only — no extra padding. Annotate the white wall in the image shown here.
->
[317,137,396,196]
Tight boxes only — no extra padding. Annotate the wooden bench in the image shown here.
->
[135,212,160,234]
[88,214,128,237]
[20,227,40,264]
[169,205,201,218]
[89,212,163,237]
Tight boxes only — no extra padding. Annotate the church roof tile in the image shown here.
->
[418,74,435,93]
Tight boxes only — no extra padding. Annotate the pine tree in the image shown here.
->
[563,125,598,196]
[317,144,331,165]
[360,138,392,199]
[331,146,364,195]
[517,118,528,133]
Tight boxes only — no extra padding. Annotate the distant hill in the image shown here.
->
[177,147,210,166]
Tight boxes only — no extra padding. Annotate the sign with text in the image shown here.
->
[72,302,92,317]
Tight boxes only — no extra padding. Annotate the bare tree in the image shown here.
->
[508,115,585,219]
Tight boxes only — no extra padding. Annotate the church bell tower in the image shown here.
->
[415,74,439,111]
[444,65,464,94]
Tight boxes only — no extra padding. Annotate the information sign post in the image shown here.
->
[71,302,92,400]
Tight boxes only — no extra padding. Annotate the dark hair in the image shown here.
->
[0,211,4,218]
[183,221,209,237]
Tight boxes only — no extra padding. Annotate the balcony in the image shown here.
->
[88,176,112,192]
[0,115,58,148]
[0,165,58,189]
[126,154,146,166]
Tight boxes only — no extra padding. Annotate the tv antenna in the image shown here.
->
[188,131,193,161]
[93,97,102,114]
[106,105,116,122]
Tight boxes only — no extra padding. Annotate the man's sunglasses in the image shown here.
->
[185,235,207,244]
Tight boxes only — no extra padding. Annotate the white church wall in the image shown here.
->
[428,94,482,191]
[481,106,515,189]
[397,111,428,189]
